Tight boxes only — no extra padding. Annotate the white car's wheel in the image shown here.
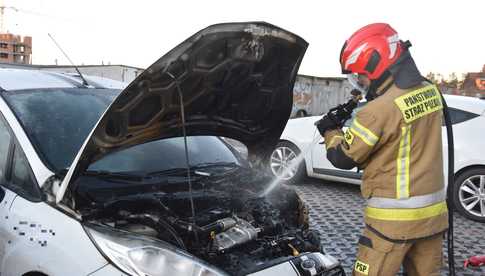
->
[295,109,308,118]
[453,168,485,222]
[269,141,306,184]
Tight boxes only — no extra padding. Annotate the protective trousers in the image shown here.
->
[352,228,443,276]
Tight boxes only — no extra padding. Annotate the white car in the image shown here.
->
[0,23,346,276]
[271,94,485,222]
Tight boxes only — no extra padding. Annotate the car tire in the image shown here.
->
[295,109,308,118]
[269,141,307,185]
[23,272,48,276]
[452,168,485,223]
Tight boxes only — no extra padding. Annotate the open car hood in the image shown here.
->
[55,22,308,203]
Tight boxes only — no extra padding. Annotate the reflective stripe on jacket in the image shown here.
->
[324,81,448,240]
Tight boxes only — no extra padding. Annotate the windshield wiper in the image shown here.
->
[84,170,145,181]
[192,162,240,169]
[148,162,241,178]
[147,168,200,178]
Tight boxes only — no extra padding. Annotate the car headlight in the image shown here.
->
[84,224,227,276]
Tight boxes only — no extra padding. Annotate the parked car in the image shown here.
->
[0,23,345,276]
[271,94,485,222]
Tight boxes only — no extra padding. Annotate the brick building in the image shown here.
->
[462,65,485,97]
[0,33,32,64]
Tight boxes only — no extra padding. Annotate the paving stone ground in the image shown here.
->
[295,179,485,275]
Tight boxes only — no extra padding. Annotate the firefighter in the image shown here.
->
[315,23,448,276]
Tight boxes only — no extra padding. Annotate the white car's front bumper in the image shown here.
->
[88,252,343,276]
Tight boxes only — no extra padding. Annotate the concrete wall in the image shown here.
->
[292,75,353,117]
[0,63,143,83]
[0,63,351,115]
[39,65,143,83]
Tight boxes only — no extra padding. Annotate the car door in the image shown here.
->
[0,114,16,266]
[0,138,110,276]
[0,110,55,275]
[441,107,484,183]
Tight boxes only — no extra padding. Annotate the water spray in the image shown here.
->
[262,91,363,196]
[262,135,322,196]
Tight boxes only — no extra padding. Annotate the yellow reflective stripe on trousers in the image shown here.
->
[349,119,379,146]
[367,189,446,209]
[396,126,411,199]
[365,201,448,221]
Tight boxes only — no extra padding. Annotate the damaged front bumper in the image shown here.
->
[88,254,345,276]
[84,222,345,276]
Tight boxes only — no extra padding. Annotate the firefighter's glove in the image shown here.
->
[314,96,361,136]
[315,113,340,136]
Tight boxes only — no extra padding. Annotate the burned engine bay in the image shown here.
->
[74,169,344,275]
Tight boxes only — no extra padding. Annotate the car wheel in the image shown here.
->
[269,141,306,184]
[295,109,308,118]
[453,168,485,222]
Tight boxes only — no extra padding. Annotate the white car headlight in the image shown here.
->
[84,224,227,276]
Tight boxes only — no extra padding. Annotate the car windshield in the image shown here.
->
[88,136,242,174]
[3,88,243,174]
[3,88,120,171]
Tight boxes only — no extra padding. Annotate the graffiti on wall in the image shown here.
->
[292,76,353,117]
[293,78,313,114]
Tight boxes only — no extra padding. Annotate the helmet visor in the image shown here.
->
[347,73,369,95]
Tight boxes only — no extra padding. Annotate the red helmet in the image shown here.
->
[340,23,403,80]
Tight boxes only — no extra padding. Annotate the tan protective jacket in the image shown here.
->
[324,79,448,240]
